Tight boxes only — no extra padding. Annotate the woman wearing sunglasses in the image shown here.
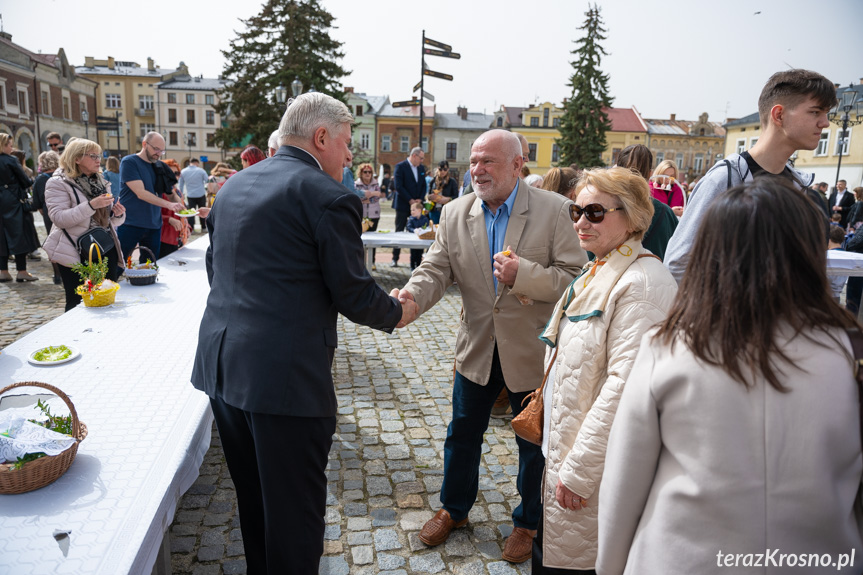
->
[43,138,126,311]
[534,167,677,574]
[354,162,381,267]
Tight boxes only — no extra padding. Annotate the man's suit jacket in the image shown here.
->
[829,189,856,227]
[393,159,426,213]
[191,146,402,417]
[404,183,586,391]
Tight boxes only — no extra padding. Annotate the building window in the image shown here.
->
[530,117,539,127]
[446,142,457,160]
[205,95,214,105]
[140,123,155,138]
[528,143,537,162]
[421,137,429,153]
[206,110,215,125]
[676,153,684,170]
[106,93,121,108]
[168,109,177,123]
[552,144,560,163]
[0,86,5,111]
[496,117,503,127]
[381,135,391,152]
[735,138,746,154]
[186,110,196,124]
[815,130,829,156]
[169,131,178,146]
[18,89,28,115]
[139,95,154,110]
[185,94,195,104]
[543,108,549,127]
[355,105,363,117]
[694,153,704,173]
[749,137,758,149]
[655,152,664,166]
[835,128,851,156]
[400,136,410,153]
[41,91,50,116]
[360,133,370,149]
[167,93,177,104]
[62,96,71,119]
[186,132,197,146]
[553,117,560,128]
[206,133,215,147]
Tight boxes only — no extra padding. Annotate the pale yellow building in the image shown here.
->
[76,56,180,156]
[514,102,565,175]
[646,112,726,181]
[601,107,649,167]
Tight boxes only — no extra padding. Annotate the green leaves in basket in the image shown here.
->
[11,400,73,469]
[72,257,108,287]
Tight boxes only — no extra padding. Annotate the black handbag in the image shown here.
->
[61,185,116,262]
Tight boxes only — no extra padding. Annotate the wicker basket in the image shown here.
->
[0,382,88,495]
[417,230,436,240]
[125,246,159,286]
[75,243,120,307]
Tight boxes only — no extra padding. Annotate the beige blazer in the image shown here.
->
[404,183,586,391]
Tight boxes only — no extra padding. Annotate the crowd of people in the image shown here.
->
[2,67,862,574]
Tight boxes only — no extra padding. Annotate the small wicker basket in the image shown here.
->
[75,243,119,307]
[417,230,436,240]
[125,246,159,286]
[0,382,87,495]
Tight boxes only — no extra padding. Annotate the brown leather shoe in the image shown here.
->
[418,509,468,546]
[502,526,536,563]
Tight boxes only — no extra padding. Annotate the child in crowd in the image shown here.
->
[830,212,843,228]
[406,203,431,270]
[827,224,848,304]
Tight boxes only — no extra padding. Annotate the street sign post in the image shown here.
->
[418,31,457,150]
[423,48,461,59]
[423,69,453,81]
[392,99,422,108]
[423,37,452,52]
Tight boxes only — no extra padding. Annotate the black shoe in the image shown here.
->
[390,261,398,267]
[53,276,62,285]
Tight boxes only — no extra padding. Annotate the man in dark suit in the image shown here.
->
[391,146,426,266]
[829,179,855,227]
[191,92,418,575]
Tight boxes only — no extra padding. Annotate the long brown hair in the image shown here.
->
[541,167,579,197]
[654,177,858,390]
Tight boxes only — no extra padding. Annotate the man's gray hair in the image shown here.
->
[143,131,161,144]
[410,147,424,157]
[278,92,353,145]
[267,130,280,152]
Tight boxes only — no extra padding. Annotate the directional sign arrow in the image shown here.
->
[423,48,461,59]
[392,99,422,108]
[422,90,435,102]
[423,69,453,81]
[424,37,453,52]
[413,80,422,93]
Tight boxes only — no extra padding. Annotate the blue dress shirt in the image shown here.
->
[480,181,519,292]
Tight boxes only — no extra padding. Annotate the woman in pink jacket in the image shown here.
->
[43,139,126,311]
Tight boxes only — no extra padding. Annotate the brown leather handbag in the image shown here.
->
[511,347,558,445]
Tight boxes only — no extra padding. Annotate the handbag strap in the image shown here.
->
[522,347,559,407]
[844,327,863,447]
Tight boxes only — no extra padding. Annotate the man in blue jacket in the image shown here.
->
[391,146,426,266]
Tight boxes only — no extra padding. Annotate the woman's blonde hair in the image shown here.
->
[105,156,120,173]
[652,160,679,180]
[38,151,60,173]
[541,167,579,197]
[211,162,230,176]
[59,138,101,178]
[0,133,11,150]
[575,167,654,241]
[355,163,375,181]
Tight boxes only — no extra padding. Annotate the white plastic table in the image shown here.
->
[0,236,213,575]
[361,231,434,269]
[827,249,863,277]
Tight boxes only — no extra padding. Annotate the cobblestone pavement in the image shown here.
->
[168,269,533,575]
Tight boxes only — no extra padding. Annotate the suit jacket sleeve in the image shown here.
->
[511,199,585,302]
[394,163,413,208]
[316,193,402,331]
[403,202,455,314]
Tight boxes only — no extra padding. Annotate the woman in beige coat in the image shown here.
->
[534,167,677,573]
[43,138,125,311]
[597,178,863,574]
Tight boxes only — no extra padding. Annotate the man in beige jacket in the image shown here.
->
[391,129,586,563]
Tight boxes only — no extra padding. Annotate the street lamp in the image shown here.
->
[185,133,194,164]
[275,84,287,107]
[125,120,131,155]
[81,109,89,140]
[291,76,303,98]
[828,84,863,191]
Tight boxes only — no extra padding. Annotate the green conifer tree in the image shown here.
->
[557,4,613,169]
[214,0,349,152]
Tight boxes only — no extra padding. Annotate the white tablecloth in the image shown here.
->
[361,231,435,249]
[0,236,214,575]
[827,249,863,277]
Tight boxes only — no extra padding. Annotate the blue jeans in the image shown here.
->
[439,346,544,529]
[117,224,161,263]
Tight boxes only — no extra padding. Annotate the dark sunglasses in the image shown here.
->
[361,170,372,174]
[570,203,624,223]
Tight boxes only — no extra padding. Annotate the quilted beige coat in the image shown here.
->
[42,169,125,268]
[540,254,677,570]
